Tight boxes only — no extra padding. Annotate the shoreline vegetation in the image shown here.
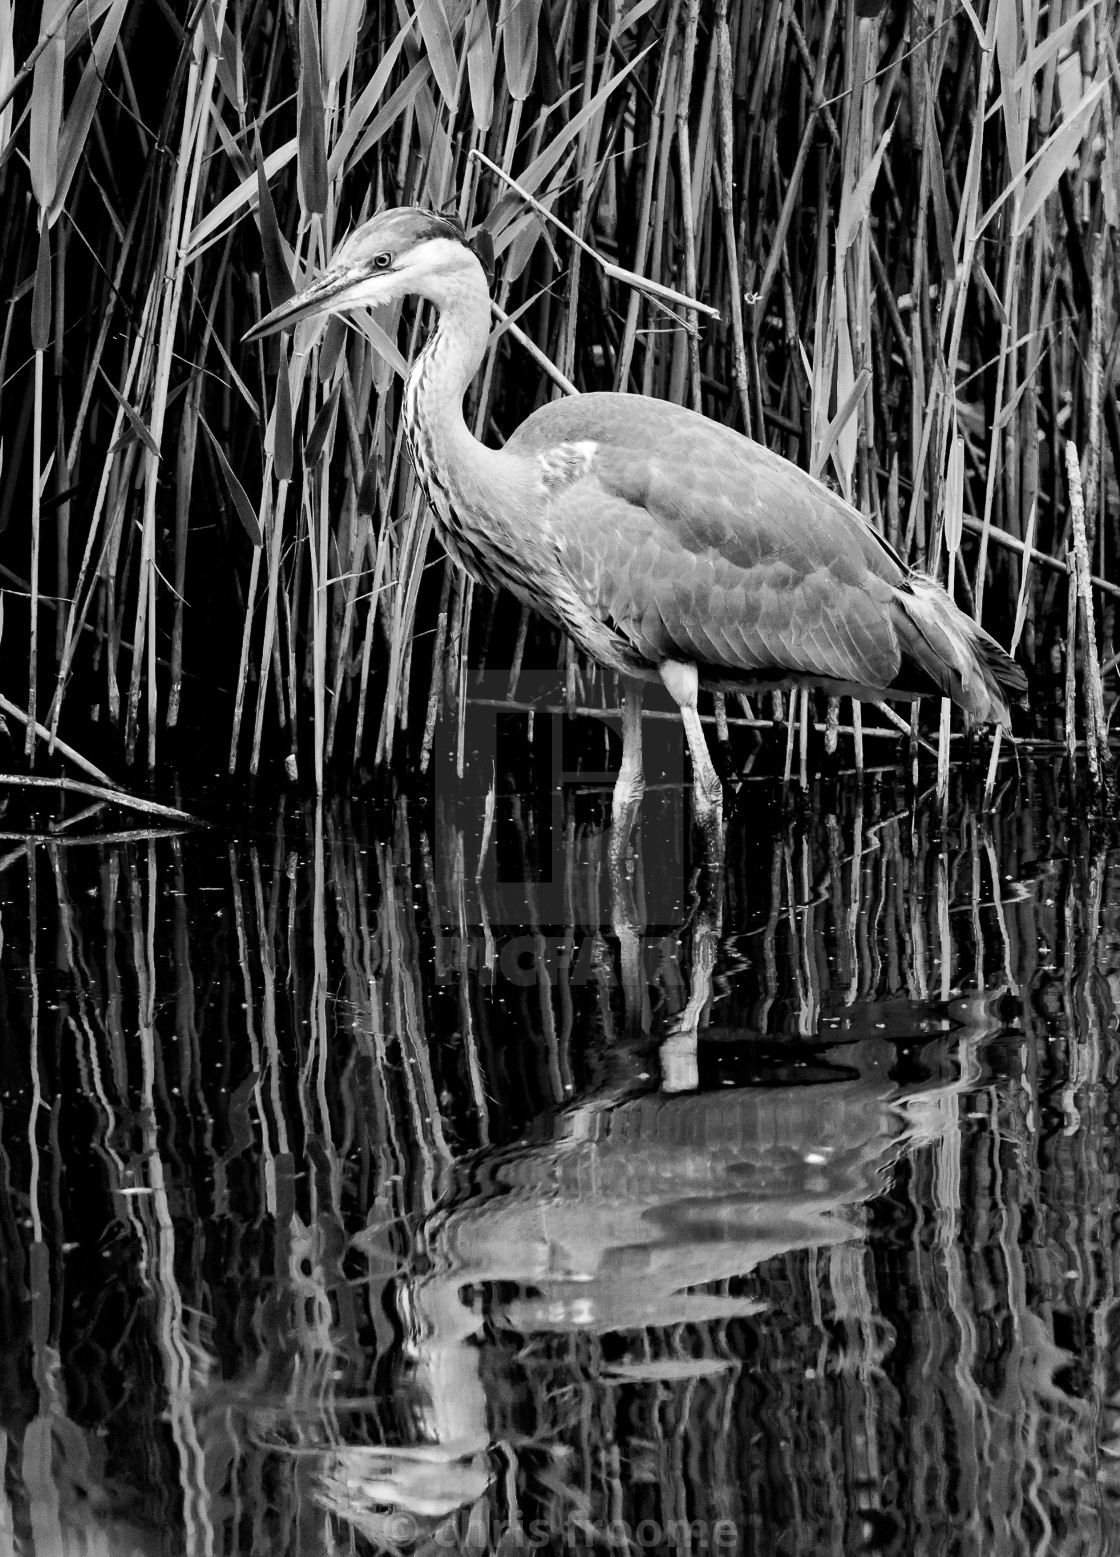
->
[0,0,1117,801]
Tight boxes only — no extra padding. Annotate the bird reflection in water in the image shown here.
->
[0,766,1110,1556]
[288,783,1006,1550]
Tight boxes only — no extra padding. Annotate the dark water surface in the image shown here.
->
[1,755,1118,1556]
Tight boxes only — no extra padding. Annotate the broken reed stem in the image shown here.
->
[908,704,920,789]
[0,773,200,825]
[852,699,864,773]
[468,148,720,319]
[0,693,118,789]
[874,698,938,757]
[783,686,799,784]
[713,690,729,743]
[492,302,580,396]
[475,768,496,880]
[468,696,991,753]
[1065,439,1111,798]
[983,726,1001,809]
[937,698,951,810]
[961,513,1120,602]
[825,695,840,754]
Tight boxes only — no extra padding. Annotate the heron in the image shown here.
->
[245,207,1025,828]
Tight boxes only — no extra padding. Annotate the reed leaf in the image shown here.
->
[185,139,298,261]
[30,225,51,352]
[47,0,128,224]
[199,1,241,116]
[322,0,363,86]
[99,370,160,461]
[1014,78,1107,233]
[29,0,66,212]
[297,0,329,216]
[200,414,263,547]
[347,57,432,169]
[329,19,415,174]
[502,0,542,102]
[466,0,495,131]
[257,151,296,310]
[304,380,339,468]
[415,0,459,113]
[0,0,13,157]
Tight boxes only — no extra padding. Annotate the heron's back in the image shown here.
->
[502,393,1026,724]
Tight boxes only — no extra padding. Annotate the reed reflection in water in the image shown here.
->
[0,767,1117,1556]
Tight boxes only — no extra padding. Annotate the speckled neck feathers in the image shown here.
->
[400,263,544,595]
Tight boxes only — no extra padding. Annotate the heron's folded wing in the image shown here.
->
[543,434,905,688]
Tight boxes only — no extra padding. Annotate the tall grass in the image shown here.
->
[0,0,1117,791]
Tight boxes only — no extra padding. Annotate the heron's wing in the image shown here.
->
[511,395,905,687]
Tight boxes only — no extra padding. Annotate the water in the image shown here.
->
[0,753,1117,1556]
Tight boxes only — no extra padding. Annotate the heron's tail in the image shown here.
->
[892,575,1028,727]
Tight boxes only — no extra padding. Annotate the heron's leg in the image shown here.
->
[660,860,722,1093]
[659,660,723,824]
[611,679,645,840]
[609,851,650,1038]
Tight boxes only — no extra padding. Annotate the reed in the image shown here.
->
[0,0,1116,790]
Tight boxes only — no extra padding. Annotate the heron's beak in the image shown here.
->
[242,264,363,344]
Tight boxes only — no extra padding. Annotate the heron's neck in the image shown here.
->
[406,290,488,455]
[403,268,532,527]
[408,309,482,442]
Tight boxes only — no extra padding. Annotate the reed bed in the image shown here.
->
[0,0,1117,791]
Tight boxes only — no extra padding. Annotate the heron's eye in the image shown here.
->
[372,253,392,270]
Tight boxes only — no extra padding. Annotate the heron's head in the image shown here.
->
[243,207,491,343]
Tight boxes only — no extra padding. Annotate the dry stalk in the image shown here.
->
[1065,439,1111,798]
